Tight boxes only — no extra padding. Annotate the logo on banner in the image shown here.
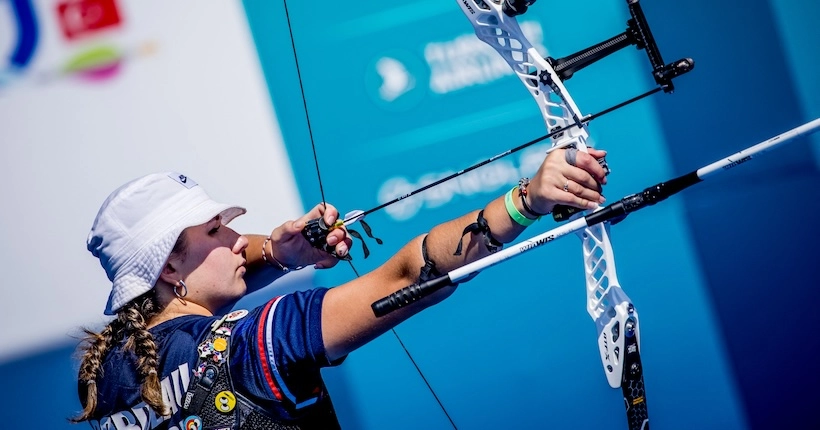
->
[364,21,546,111]
[56,0,122,40]
[426,20,547,94]
[56,0,130,83]
[365,48,426,111]
[0,0,39,87]
[1,0,156,91]
[375,57,415,102]
[378,144,551,221]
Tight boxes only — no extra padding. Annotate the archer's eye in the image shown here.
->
[209,224,221,235]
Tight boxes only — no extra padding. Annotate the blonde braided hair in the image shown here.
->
[71,234,189,422]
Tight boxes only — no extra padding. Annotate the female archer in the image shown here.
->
[72,147,607,429]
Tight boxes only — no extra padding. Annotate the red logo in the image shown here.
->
[56,0,122,40]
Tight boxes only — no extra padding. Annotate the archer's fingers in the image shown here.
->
[574,150,608,184]
[325,228,350,249]
[303,203,325,220]
[565,194,598,211]
[563,179,605,206]
[564,167,603,194]
[317,233,352,269]
[299,203,339,224]
[319,203,341,226]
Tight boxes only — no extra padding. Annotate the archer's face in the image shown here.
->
[175,216,249,310]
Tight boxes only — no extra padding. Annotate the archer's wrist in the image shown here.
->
[262,235,306,273]
[516,178,552,218]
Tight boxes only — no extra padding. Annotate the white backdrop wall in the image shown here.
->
[0,0,304,363]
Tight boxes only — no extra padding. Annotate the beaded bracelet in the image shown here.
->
[261,236,291,273]
[518,177,551,217]
[504,187,537,227]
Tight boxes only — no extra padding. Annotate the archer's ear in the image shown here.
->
[158,261,180,285]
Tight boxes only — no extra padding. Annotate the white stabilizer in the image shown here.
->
[458,0,631,386]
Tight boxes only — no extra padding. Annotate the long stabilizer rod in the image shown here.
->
[372,118,820,317]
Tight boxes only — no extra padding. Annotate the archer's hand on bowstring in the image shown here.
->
[526,148,609,215]
[269,203,352,270]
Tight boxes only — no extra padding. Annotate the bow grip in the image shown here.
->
[552,156,611,221]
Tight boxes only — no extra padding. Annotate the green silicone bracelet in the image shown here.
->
[505,187,537,227]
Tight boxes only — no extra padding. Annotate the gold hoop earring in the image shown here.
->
[174,280,188,299]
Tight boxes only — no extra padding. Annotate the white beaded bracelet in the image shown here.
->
[261,236,290,272]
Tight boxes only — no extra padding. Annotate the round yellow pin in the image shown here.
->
[212,337,228,352]
[215,390,236,413]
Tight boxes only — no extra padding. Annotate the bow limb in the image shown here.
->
[457,1,648,428]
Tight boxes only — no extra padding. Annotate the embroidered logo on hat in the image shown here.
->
[169,172,198,189]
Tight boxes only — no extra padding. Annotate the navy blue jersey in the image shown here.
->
[85,288,342,429]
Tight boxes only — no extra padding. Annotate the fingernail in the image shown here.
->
[599,196,606,204]
[588,201,598,210]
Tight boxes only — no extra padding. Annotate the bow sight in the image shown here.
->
[505,0,694,91]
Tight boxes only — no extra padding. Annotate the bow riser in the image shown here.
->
[458,0,637,390]
[583,219,643,391]
[457,1,588,146]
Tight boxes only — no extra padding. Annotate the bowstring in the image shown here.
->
[282,0,326,211]
[280,2,458,428]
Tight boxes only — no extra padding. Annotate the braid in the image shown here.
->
[121,293,167,416]
[70,317,124,422]
[70,290,165,422]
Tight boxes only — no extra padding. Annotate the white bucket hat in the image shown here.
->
[87,172,246,315]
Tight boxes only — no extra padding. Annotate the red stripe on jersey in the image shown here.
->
[256,297,283,400]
